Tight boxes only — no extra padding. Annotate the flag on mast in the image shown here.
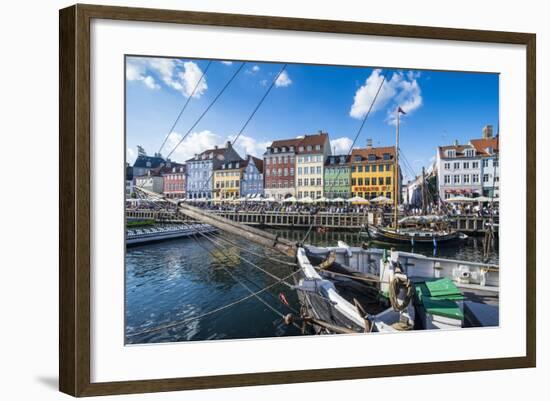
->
[398,106,407,115]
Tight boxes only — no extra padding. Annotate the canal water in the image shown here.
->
[125,229,498,344]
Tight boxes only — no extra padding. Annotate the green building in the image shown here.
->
[323,155,351,199]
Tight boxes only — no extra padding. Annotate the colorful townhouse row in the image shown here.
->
[128,131,403,202]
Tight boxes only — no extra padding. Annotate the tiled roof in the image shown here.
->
[351,146,396,162]
[470,137,499,156]
[267,132,329,155]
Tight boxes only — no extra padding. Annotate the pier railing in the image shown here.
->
[126,208,498,234]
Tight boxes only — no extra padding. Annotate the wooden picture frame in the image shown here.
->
[59,3,536,397]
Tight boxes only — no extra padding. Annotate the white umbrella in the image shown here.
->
[474,196,498,202]
[330,197,346,203]
[262,196,276,202]
[347,196,370,204]
[371,195,392,204]
[299,196,314,204]
[445,195,475,203]
[283,196,297,203]
[314,196,329,203]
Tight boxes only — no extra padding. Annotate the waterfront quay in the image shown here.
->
[126,208,498,235]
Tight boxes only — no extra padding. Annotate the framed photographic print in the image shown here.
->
[59,3,536,397]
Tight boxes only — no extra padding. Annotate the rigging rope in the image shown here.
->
[126,268,300,338]
[164,62,246,159]
[300,69,389,244]
[195,64,288,197]
[157,60,213,155]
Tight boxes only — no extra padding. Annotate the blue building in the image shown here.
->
[240,155,264,198]
[186,141,242,199]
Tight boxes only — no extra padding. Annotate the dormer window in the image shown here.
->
[289,146,295,152]
[273,147,279,153]
[235,162,240,168]
[446,149,456,158]
[383,153,390,160]
[306,145,312,151]
[465,149,475,157]
[146,161,151,167]
[339,156,345,164]
[222,164,225,169]
[315,144,321,151]
[486,147,494,155]
[281,147,286,152]
[299,146,304,152]
[368,154,376,162]
[354,155,361,162]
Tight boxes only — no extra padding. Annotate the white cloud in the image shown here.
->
[349,69,423,125]
[275,70,292,87]
[330,137,354,154]
[221,61,233,65]
[126,60,160,90]
[178,61,208,98]
[126,58,207,97]
[164,130,221,162]
[252,65,260,72]
[229,134,271,158]
[260,79,268,86]
[163,131,269,163]
[126,147,137,165]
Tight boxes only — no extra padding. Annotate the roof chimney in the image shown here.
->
[482,124,493,139]
[226,141,232,149]
[366,138,373,149]
[214,145,218,149]
[454,139,459,146]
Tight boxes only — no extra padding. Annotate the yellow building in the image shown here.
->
[213,159,245,200]
[350,145,400,201]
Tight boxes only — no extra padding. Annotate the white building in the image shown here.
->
[436,125,499,201]
[437,141,483,200]
[295,132,331,199]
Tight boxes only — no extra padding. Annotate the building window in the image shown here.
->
[357,178,363,186]
[472,161,479,169]
[463,162,470,169]
[483,174,490,182]
[494,159,499,167]
[463,174,470,184]
[483,159,489,168]
[453,162,460,170]
[466,149,475,157]
[357,166,363,173]
[378,177,383,185]
[444,175,450,184]
[453,175,460,184]
[385,177,391,185]
[316,178,322,186]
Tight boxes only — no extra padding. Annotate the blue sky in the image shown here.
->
[126,56,499,181]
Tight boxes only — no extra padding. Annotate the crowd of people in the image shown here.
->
[126,197,499,217]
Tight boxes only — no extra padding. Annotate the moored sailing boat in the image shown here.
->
[365,107,466,247]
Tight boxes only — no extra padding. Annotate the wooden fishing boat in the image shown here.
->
[365,220,468,246]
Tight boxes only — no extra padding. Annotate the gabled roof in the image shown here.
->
[470,137,499,156]
[324,154,351,166]
[247,155,264,172]
[351,146,396,162]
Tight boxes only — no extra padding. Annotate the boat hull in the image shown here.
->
[365,226,465,246]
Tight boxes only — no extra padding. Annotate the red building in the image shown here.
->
[263,138,299,199]
[162,163,186,199]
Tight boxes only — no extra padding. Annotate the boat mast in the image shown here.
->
[394,108,400,230]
